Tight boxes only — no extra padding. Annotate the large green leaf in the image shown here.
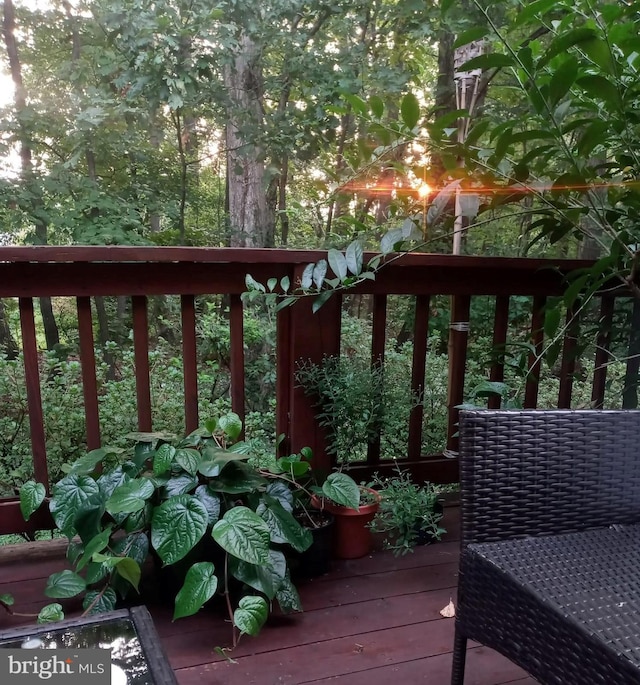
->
[194,485,221,525]
[345,240,364,276]
[218,412,243,441]
[76,526,113,571]
[328,249,348,281]
[265,481,294,512]
[37,603,64,624]
[260,500,312,552]
[114,557,141,592]
[276,572,303,614]
[20,480,46,521]
[212,507,271,565]
[50,475,101,537]
[233,596,268,636]
[85,560,108,585]
[45,570,87,599]
[163,474,198,497]
[106,478,155,515]
[206,462,268,494]
[97,467,131,500]
[322,473,361,510]
[151,495,208,565]
[229,550,286,600]
[111,532,149,567]
[74,504,106,544]
[173,562,218,620]
[153,444,176,476]
[175,448,200,476]
[123,503,152,533]
[83,588,117,615]
[198,447,247,477]
[68,447,117,476]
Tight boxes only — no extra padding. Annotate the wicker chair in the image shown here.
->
[452,409,640,685]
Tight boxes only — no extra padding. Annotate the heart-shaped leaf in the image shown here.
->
[153,444,176,476]
[260,500,312,552]
[111,532,149,566]
[218,412,243,441]
[265,482,293,512]
[175,449,200,476]
[229,550,286,600]
[173,562,218,620]
[50,475,101,538]
[107,478,155,515]
[45,570,86,599]
[276,572,303,614]
[194,486,221,525]
[164,474,198,497]
[212,507,270,565]
[97,467,131,500]
[82,588,117,615]
[151,495,208,565]
[68,447,117,476]
[233,595,268,636]
[322,473,361,510]
[114,557,141,592]
[20,481,46,521]
[37,603,64,624]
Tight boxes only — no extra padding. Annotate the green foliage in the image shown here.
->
[368,469,446,556]
[295,355,388,464]
[17,415,334,643]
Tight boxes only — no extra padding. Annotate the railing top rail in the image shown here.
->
[0,245,594,272]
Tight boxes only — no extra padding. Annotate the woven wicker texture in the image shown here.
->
[458,409,640,547]
[453,409,640,685]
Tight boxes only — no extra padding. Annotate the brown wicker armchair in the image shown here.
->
[452,409,640,684]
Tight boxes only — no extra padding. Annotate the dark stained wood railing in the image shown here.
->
[0,246,633,534]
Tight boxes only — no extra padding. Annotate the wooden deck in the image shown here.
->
[1,507,534,684]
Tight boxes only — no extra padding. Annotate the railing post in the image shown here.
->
[446,295,471,456]
[287,266,341,474]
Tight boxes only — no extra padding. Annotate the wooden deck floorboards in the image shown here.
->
[0,507,534,684]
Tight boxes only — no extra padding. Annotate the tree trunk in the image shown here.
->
[224,32,273,247]
[3,0,59,349]
[0,299,19,360]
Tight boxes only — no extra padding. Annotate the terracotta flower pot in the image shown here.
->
[311,488,380,560]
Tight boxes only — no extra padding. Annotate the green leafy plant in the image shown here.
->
[15,413,323,646]
[368,468,445,556]
[14,413,364,641]
[295,356,386,464]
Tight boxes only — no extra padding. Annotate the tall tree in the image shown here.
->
[2,0,60,349]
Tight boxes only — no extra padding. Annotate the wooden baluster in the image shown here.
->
[591,296,614,409]
[132,296,152,431]
[367,294,387,465]
[181,294,199,434]
[19,297,48,487]
[408,295,430,460]
[524,295,547,408]
[558,303,579,409]
[76,297,101,450]
[229,294,246,437]
[488,296,510,410]
[446,295,471,454]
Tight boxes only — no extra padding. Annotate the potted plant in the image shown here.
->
[368,468,446,556]
[295,356,385,559]
[309,473,381,560]
[15,413,317,647]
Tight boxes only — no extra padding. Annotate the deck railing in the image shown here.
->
[0,246,633,534]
